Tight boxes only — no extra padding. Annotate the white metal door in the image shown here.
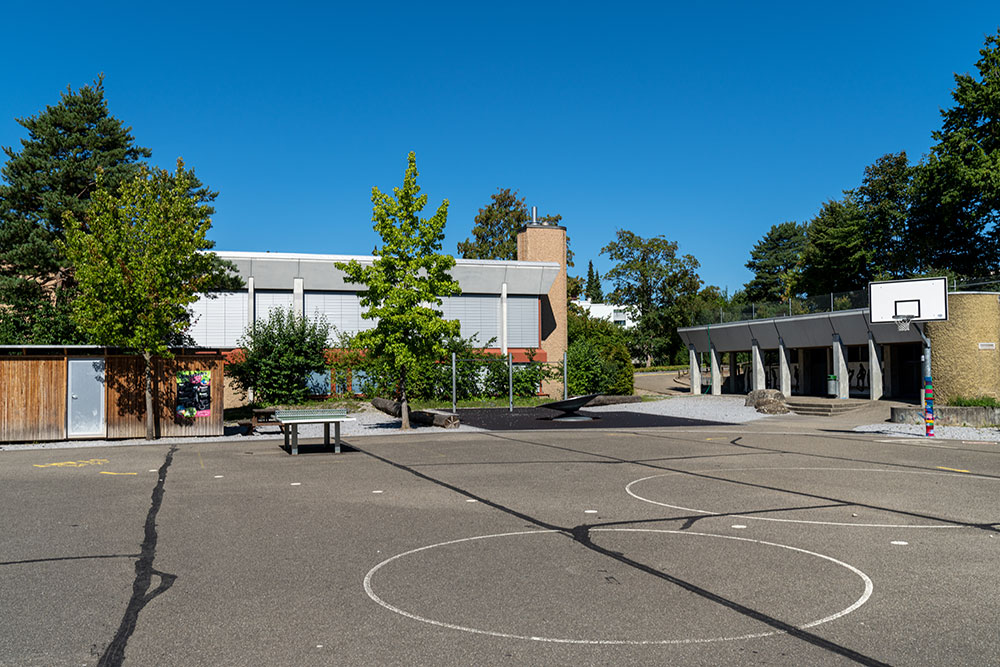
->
[67,358,106,437]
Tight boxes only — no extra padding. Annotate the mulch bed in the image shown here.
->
[455,407,727,431]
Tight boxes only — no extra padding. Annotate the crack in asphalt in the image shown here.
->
[97,445,178,667]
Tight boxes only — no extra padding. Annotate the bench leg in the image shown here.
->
[323,423,330,450]
[334,421,341,454]
[291,424,299,456]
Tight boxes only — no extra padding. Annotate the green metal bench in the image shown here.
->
[274,409,356,455]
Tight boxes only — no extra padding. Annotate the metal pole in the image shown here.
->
[451,352,457,414]
[508,353,513,412]
[830,292,834,311]
[563,350,568,400]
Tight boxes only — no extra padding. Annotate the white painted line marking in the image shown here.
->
[364,528,874,645]
[213,475,224,479]
[584,510,598,514]
[731,525,747,529]
[890,541,908,546]
[466,499,477,503]
[626,467,991,528]
[148,469,157,472]
[372,490,384,494]
[316,645,323,648]
[290,482,302,486]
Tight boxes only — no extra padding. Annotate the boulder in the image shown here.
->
[755,398,790,414]
[745,389,785,407]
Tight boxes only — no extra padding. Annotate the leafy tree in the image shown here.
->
[62,160,219,439]
[457,187,573,266]
[797,198,868,295]
[336,152,461,428]
[601,230,702,365]
[0,76,151,344]
[743,221,807,302]
[851,152,913,279]
[567,274,584,302]
[909,29,1000,277]
[566,307,633,395]
[584,260,604,302]
[226,307,331,405]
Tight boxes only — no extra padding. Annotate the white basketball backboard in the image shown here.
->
[869,277,948,323]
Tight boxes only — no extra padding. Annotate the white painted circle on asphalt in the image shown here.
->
[364,528,873,645]
[626,468,987,528]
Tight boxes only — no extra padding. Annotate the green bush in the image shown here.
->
[947,395,1000,408]
[226,308,331,405]
[566,309,633,395]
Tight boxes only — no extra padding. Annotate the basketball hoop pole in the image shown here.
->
[914,322,934,437]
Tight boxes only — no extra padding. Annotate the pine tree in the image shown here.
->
[0,76,151,343]
[744,221,807,302]
[584,260,604,302]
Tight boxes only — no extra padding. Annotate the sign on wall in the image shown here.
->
[176,370,211,418]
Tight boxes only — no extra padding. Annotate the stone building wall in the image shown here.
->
[927,292,1000,404]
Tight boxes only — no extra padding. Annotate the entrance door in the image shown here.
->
[67,358,106,437]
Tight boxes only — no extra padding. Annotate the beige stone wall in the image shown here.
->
[927,292,1000,403]
[517,224,567,397]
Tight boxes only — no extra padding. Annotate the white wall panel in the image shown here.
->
[304,292,375,342]
[187,292,248,347]
[254,291,294,321]
[507,296,540,348]
[440,295,500,346]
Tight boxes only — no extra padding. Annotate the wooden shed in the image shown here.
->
[0,347,226,443]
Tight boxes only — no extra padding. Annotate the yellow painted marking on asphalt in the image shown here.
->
[34,458,108,469]
[936,466,970,473]
[197,451,205,469]
[99,471,138,476]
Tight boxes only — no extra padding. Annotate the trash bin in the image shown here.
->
[827,374,838,397]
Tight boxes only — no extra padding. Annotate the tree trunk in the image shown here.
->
[399,372,410,430]
[143,351,157,440]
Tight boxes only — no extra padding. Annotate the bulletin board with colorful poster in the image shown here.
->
[176,370,212,418]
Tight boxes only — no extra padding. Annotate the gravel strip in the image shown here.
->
[853,422,1000,442]
[585,395,769,423]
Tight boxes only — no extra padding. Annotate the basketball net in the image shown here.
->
[893,315,913,332]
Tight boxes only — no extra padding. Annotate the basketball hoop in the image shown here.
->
[893,315,913,332]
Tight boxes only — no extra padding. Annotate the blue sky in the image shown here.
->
[1,2,997,296]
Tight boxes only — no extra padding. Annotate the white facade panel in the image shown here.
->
[187,292,248,347]
[507,296,539,348]
[441,295,500,346]
[304,291,375,342]
[255,291,294,321]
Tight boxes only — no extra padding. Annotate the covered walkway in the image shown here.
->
[677,308,925,400]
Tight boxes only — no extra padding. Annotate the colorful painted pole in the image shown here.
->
[924,376,935,437]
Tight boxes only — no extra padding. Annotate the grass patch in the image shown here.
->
[946,396,1000,408]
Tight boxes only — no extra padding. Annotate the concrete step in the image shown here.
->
[785,400,865,417]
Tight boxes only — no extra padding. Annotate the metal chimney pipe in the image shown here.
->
[531,206,537,223]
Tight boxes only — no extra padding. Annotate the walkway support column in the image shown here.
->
[728,353,739,393]
[833,333,848,398]
[689,345,701,395]
[868,332,883,400]
[751,339,765,391]
[709,344,721,395]
[778,338,791,396]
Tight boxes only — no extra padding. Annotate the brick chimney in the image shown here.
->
[517,211,567,397]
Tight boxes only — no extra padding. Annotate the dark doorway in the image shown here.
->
[802,348,829,396]
[891,343,922,399]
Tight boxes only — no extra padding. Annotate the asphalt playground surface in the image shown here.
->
[2,413,999,666]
